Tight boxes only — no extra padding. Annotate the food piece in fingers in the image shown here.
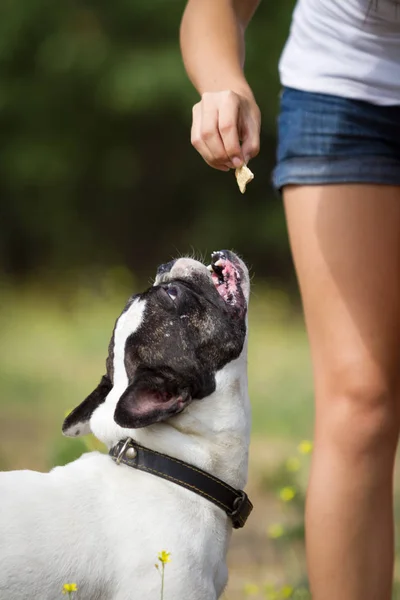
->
[235,164,254,193]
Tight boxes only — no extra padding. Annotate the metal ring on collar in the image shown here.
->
[115,438,133,465]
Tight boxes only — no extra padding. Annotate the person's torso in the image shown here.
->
[279,0,400,105]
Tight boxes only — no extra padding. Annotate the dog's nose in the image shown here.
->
[157,260,176,276]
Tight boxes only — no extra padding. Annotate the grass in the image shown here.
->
[248,287,313,439]
[0,273,313,597]
[6,273,400,598]
[0,270,400,600]
[0,274,314,471]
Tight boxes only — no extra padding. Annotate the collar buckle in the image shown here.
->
[228,490,249,529]
[115,438,133,465]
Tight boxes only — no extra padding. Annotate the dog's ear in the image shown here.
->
[114,368,192,429]
[62,375,112,437]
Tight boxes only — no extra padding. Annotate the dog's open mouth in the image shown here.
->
[209,251,243,308]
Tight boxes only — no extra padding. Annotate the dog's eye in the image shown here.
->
[166,286,178,301]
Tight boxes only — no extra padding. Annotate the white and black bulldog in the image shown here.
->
[0,250,252,600]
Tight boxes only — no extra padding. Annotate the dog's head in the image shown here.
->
[62,250,249,442]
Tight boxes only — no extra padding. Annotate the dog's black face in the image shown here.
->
[63,250,249,436]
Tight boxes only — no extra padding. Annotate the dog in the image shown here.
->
[0,250,252,600]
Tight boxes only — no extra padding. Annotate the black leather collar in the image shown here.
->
[109,438,253,529]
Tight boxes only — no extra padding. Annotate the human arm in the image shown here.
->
[180,0,261,171]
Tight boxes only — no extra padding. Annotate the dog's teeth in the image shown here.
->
[213,259,224,268]
[206,264,213,271]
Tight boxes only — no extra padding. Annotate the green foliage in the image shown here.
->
[0,277,310,469]
[257,444,311,597]
[0,0,296,282]
[3,283,400,597]
[50,436,89,468]
[49,434,105,468]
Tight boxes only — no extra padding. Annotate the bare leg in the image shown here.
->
[284,184,400,600]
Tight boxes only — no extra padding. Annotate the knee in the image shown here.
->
[317,368,400,458]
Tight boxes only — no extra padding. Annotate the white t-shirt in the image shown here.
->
[279,0,400,105]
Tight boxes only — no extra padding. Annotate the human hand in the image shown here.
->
[191,89,261,172]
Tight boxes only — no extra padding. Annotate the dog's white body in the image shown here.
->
[0,257,251,600]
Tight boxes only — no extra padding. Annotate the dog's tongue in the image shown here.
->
[210,254,241,307]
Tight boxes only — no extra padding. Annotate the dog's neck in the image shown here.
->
[90,346,250,490]
[134,349,250,489]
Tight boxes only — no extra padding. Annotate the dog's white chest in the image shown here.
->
[0,453,229,600]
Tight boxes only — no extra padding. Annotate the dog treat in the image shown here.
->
[235,164,254,194]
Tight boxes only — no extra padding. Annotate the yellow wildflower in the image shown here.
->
[279,585,294,598]
[158,550,171,564]
[285,457,301,472]
[267,523,285,539]
[62,583,78,594]
[243,583,260,596]
[298,440,313,455]
[279,486,296,502]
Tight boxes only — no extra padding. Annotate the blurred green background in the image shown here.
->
[1,1,398,599]
[0,0,296,283]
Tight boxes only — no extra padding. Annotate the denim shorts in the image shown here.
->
[272,87,400,191]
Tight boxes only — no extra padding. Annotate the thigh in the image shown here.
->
[283,183,400,401]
